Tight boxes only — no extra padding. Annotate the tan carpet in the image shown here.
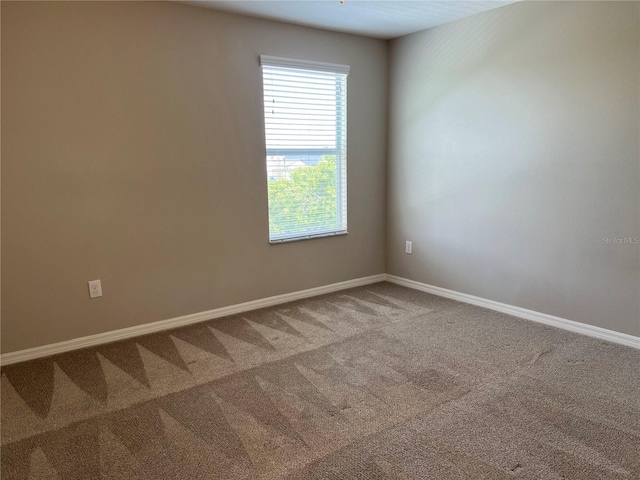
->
[2,282,639,479]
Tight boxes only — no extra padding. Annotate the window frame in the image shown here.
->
[260,55,350,244]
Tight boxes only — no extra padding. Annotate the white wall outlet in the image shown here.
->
[88,280,103,299]
[405,240,413,254]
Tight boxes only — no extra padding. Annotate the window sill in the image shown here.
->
[269,230,348,244]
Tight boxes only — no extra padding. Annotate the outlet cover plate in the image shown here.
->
[88,280,103,299]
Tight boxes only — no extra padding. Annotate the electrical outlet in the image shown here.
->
[88,280,103,299]
[405,241,413,254]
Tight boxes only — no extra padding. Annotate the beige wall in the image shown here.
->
[4,0,639,354]
[388,1,640,336]
[1,1,388,352]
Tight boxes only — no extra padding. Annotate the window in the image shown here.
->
[260,56,349,243]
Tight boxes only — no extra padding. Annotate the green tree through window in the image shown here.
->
[267,156,337,238]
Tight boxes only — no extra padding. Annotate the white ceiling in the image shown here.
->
[183,1,518,39]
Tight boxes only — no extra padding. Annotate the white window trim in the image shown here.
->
[261,56,350,244]
[259,55,350,75]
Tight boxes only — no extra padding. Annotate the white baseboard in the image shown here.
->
[386,275,640,350]
[0,274,387,366]
[3,272,637,366]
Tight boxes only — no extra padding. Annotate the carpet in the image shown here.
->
[1,282,639,479]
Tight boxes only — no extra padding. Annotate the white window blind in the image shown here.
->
[260,56,349,243]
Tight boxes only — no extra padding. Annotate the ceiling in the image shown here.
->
[183,1,519,39]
